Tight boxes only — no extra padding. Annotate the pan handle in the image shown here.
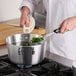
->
[31,47,35,55]
[43,28,60,43]
[53,28,60,33]
[18,47,22,55]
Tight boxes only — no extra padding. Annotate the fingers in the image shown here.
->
[59,17,76,34]
[20,17,25,27]
[20,16,30,27]
[60,22,73,34]
[59,20,69,33]
[20,6,30,27]
[25,17,30,27]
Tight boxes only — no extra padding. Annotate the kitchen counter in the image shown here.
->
[0,19,45,56]
[0,45,8,56]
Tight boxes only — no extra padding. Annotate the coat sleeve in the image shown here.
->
[20,0,46,15]
[20,0,34,14]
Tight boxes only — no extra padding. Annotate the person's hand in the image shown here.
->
[20,6,30,27]
[59,16,76,33]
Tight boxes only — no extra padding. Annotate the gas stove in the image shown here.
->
[0,55,74,76]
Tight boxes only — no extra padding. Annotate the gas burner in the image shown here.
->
[0,55,74,76]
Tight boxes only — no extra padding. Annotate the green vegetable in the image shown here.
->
[20,41,30,46]
[12,42,16,45]
[30,37,44,44]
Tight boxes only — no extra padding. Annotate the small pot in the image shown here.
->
[6,34,45,66]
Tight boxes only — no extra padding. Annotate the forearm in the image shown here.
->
[20,0,33,26]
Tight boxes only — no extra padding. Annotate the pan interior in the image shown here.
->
[7,34,44,46]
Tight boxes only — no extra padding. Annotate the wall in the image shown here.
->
[0,0,22,22]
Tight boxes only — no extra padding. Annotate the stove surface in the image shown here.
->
[0,55,73,76]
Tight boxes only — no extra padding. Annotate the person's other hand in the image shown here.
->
[20,6,30,27]
[59,16,76,33]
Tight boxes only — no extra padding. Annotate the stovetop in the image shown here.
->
[0,55,73,76]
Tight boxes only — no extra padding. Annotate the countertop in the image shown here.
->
[0,45,8,56]
[0,19,45,56]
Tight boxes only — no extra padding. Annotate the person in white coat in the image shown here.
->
[20,0,76,67]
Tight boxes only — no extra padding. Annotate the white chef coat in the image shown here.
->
[21,0,76,67]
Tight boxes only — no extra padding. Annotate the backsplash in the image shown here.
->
[0,0,22,22]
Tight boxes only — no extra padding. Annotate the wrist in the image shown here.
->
[21,6,30,16]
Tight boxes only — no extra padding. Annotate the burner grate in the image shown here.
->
[0,55,74,76]
[0,61,9,69]
[0,66,17,75]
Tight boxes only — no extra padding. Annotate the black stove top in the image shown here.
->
[0,55,74,76]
